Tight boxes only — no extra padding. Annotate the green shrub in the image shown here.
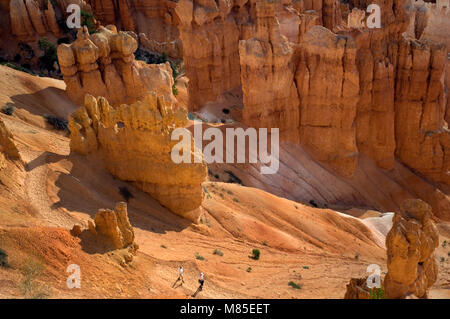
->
[246,267,252,273]
[195,253,205,261]
[303,266,309,269]
[0,62,34,75]
[0,248,9,268]
[369,287,385,299]
[213,249,224,257]
[172,84,178,96]
[118,186,134,202]
[251,249,260,260]
[233,198,239,203]
[44,115,68,131]
[288,281,302,289]
[38,38,57,71]
[1,105,14,116]
[80,10,97,34]
[21,257,50,299]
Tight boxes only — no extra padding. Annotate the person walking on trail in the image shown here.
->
[178,266,185,283]
[198,272,205,290]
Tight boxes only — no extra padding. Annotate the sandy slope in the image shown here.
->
[0,66,449,299]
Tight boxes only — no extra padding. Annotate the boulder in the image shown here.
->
[91,202,135,249]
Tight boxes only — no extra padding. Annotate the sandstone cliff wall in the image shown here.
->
[239,1,300,143]
[86,0,183,57]
[8,0,92,42]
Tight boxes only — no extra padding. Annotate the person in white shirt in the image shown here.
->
[198,272,204,290]
[178,266,184,283]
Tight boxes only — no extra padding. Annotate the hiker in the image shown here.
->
[178,266,184,283]
[198,272,205,290]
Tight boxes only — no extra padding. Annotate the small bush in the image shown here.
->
[246,267,252,273]
[262,241,268,246]
[38,38,57,71]
[303,266,309,270]
[44,115,68,131]
[160,245,167,249]
[0,62,34,75]
[233,198,239,203]
[309,200,318,208]
[172,84,178,96]
[213,249,224,257]
[21,257,50,299]
[369,287,385,299]
[288,281,302,289]
[119,186,134,202]
[1,105,14,116]
[0,249,9,268]
[195,253,205,261]
[80,10,97,34]
[440,257,445,262]
[251,249,260,260]
[225,170,243,185]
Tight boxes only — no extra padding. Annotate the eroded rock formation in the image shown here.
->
[239,1,300,143]
[384,199,439,298]
[296,26,360,176]
[0,118,21,162]
[58,25,176,106]
[62,1,449,188]
[89,202,136,249]
[86,0,182,56]
[68,93,207,218]
[10,0,60,41]
[237,0,450,185]
[344,277,371,299]
[395,39,450,185]
[8,0,92,42]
